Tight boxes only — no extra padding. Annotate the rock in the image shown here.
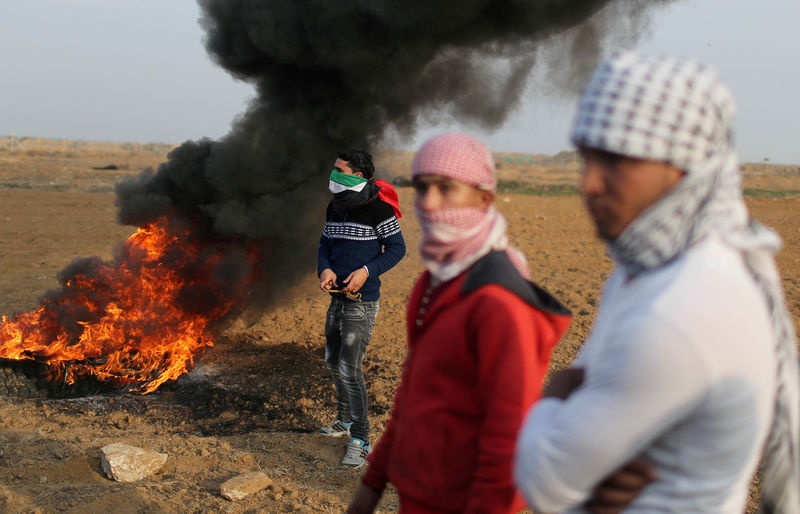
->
[217,411,237,422]
[100,443,167,482]
[220,471,272,501]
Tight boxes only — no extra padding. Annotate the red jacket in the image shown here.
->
[362,251,571,513]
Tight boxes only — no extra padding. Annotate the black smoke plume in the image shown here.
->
[1,0,680,393]
[113,0,676,310]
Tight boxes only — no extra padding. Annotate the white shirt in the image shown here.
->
[515,235,776,513]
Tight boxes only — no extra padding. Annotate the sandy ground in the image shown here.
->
[1,138,799,512]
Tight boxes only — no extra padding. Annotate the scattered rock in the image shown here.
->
[220,471,272,501]
[217,411,238,422]
[100,443,167,482]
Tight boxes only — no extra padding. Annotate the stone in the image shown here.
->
[100,443,167,482]
[220,471,272,501]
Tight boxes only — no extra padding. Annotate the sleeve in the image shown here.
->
[514,314,709,513]
[362,275,424,492]
[317,207,332,276]
[463,288,563,513]
[361,351,411,492]
[363,202,405,277]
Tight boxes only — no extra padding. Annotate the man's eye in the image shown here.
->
[596,152,624,169]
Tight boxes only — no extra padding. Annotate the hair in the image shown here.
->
[337,149,375,179]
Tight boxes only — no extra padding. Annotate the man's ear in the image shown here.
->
[354,171,364,178]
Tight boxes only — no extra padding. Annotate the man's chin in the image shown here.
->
[593,223,620,242]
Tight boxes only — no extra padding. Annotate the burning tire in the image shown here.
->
[0,358,136,399]
[0,360,46,399]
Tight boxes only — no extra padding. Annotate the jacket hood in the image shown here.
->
[462,250,572,332]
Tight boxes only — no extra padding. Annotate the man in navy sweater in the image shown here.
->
[317,148,406,468]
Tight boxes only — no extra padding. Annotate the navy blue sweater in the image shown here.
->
[317,194,406,302]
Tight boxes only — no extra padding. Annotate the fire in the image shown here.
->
[0,218,256,394]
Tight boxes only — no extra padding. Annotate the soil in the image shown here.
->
[1,137,799,513]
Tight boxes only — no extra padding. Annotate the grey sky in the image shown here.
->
[1,0,798,163]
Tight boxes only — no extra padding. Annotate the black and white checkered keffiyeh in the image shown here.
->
[572,50,800,513]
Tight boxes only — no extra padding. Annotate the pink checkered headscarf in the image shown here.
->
[411,133,529,282]
[412,132,497,193]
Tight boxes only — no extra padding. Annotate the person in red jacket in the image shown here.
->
[347,132,572,513]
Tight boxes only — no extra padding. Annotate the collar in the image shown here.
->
[331,180,380,212]
[461,250,571,315]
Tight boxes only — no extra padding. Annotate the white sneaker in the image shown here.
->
[341,437,371,468]
[319,420,352,437]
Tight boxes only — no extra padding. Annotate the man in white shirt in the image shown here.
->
[514,51,800,513]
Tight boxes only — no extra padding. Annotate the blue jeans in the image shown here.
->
[324,296,379,443]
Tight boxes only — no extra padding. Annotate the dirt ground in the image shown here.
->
[1,137,799,513]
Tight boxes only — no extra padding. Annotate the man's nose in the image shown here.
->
[418,189,441,211]
[580,162,605,197]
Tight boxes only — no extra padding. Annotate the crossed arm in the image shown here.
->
[514,316,706,512]
[533,367,657,514]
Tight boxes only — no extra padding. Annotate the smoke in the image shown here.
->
[0,0,684,392]
[114,0,678,308]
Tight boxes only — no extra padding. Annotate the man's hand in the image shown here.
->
[320,268,337,291]
[542,367,585,400]
[343,267,369,293]
[347,484,382,514]
[585,458,657,514]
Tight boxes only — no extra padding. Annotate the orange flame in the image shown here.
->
[0,218,256,394]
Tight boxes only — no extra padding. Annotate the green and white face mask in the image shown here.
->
[329,169,368,194]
